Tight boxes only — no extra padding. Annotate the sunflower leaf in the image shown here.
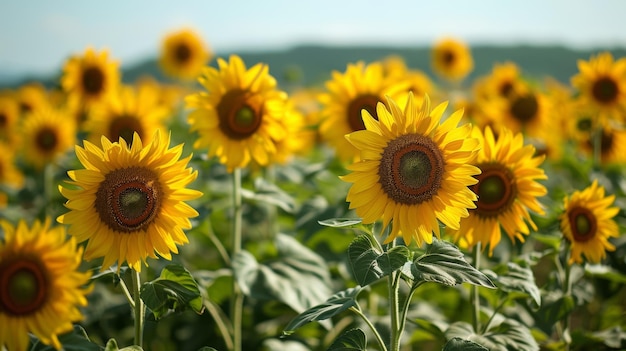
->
[140,264,204,320]
[328,328,367,351]
[232,233,333,319]
[318,217,363,228]
[411,239,495,288]
[29,325,102,351]
[239,177,296,213]
[445,319,539,351]
[282,286,362,335]
[348,234,411,286]
[488,262,541,306]
[442,337,488,351]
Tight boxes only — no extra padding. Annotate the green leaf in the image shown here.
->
[196,348,219,351]
[233,233,332,315]
[241,177,296,213]
[283,286,362,334]
[534,293,575,328]
[104,339,143,351]
[29,325,102,351]
[348,234,411,286]
[328,328,367,351]
[446,319,539,351]
[318,218,363,228]
[490,262,541,306]
[585,264,626,283]
[140,264,204,320]
[411,240,495,288]
[442,337,488,351]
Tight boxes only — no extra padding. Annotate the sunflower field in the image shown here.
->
[1,28,626,351]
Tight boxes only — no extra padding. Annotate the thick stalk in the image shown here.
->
[231,168,244,351]
[131,269,145,347]
[350,306,388,351]
[472,242,482,332]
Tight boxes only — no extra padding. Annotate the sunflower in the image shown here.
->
[0,96,20,146]
[16,83,49,115]
[83,84,169,146]
[578,122,626,164]
[0,142,24,189]
[560,180,620,264]
[0,218,91,351]
[57,130,202,272]
[319,61,408,162]
[341,93,481,245]
[159,28,212,81]
[431,37,474,81]
[61,47,120,108]
[449,126,547,255]
[475,62,524,101]
[571,52,626,123]
[21,105,76,169]
[185,54,289,171]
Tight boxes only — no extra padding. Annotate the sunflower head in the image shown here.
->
[431,38,474,81]
[560,180,620,264]
[61,47,120,107]
[21,105,76,169]
[159,28,212,81]
[0,96,20,146]
[341,93,481,245]
[0,218,92,351]
[449,126,548,255]
[57,130,202,272]
[185,55,289,171]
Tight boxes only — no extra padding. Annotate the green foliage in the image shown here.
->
[446,319,539,351]
[348,234,411,286]
[442,337,488,351]
[29,326,102,351]
[140,264,204,320]
[104,339,143,351]
[488,261,541,306]
[327,328,367,351]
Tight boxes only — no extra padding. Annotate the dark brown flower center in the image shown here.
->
[499,81,514,97]
[95,166,162,232]
[441,50,456,66]
[592,76,619,104]
[82,66,105,95]
[0,258,48,316]
[568,206,597,242]
[379,133,444,204]
[35,126,58,152]
[0,113,7,128]
[347,94,381,131]
[510,94,539,123]
[174,43,192,64]
[473,164,516,217]
[20,103,32,114]
[109,115,143,145]
[217,89,262,140]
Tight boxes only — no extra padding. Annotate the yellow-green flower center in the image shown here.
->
[217,89,262,140]
[82,66,105,95]
[95,166,162,232]
[35,126,58,152]
[473,164,516,217]
[0,259,48,316]
[379,133,444,205]
[510,93,539,123]
[592,76,619,104]
[110,115,143,145]
[174,43,192,64]
[568,206,597,242]
[347,94,381,131]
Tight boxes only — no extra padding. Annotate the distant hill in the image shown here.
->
[3,44,626,90]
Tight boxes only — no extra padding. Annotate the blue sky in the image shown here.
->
[1,0,626,77]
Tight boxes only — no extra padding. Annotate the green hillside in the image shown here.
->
[5,44,626,90]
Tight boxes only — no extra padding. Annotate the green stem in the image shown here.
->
[592,122,602,166]
[398,284,418,340]
[472,242,482,333]
[43,163,55,218]
[206,218,231,266]
[203,299,234,350]
[350,306,388,351]
[117,273,135,309]
[231,168,244,351]
[388,241,402,351]
[131,269,145,347]
[482,297,508,334]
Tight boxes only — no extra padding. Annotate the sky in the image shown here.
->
[1,0,626,79]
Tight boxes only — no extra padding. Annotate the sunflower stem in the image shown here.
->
[231,168,244,351]
[203,299,234,350]
[387,239,402,351]
[472,242,482,333]
[43,162,55,218]
[592,122,602,166]
[117,272,135,309]
[350,306,388,351]
[131,268,145,348]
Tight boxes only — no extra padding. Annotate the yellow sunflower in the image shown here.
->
[0,142,24,189]
[341,93,481,245]
[16,83,49,115]
[0,96,20,146]
[579,122,626,164]
[57,130,202,272]
[0,218,91,351]
[560,180,620,264]
[475,62,524,101]
[21,105,76,169]
[571,52,626,123]
[159,28,212,81]
[185,54,289,171]
[431,37,474,81]
[61,47,120,108]
[319,61,408,162]
[449,126,548,255]
[83,84,169,146]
